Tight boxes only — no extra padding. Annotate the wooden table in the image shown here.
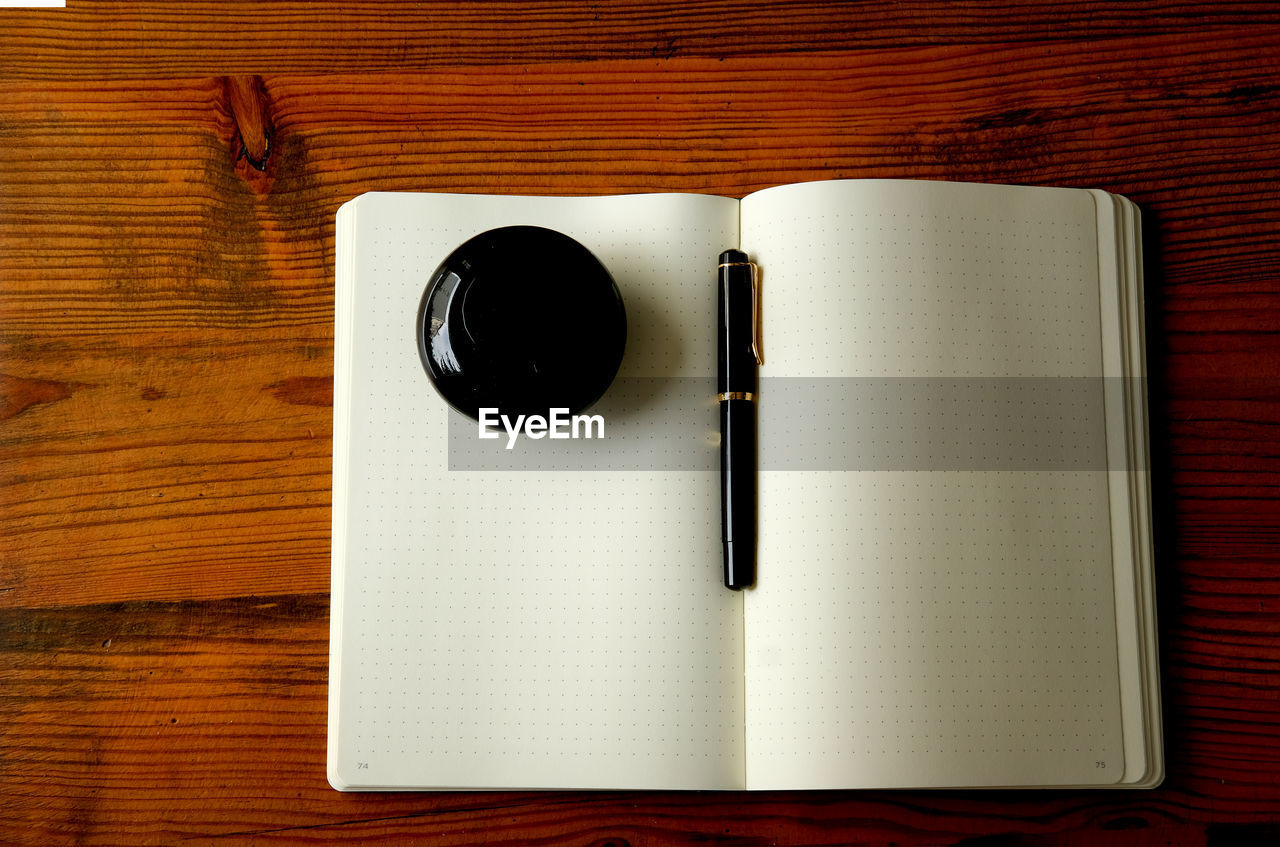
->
[2,3,1278,844]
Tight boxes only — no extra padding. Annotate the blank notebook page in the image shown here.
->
[331,192,744,790]
[740,180,1125,788]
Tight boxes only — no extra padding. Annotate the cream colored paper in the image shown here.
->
[330,181,1158,791]
[330,192,744,790]
[741,180,1129,788]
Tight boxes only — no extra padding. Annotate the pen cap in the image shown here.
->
[718,249,759,396]
[417,226,627,420]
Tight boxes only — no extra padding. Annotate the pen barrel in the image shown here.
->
[717,250,758,396]
[720,399,756,589]
[718,248,758,590]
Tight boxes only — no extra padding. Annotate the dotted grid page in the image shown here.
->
[739,179,1126,789]
[330,191,744,790]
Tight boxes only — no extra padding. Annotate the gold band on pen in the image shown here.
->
[717,391,756,402]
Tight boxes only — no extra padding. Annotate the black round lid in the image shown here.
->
[416,226,627,420]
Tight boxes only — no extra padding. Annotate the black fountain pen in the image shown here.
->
[717,249,763,590]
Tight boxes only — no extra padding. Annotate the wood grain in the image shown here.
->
[0,595,1275,845]
[2,4,1280,845]
[3,2,1280,79]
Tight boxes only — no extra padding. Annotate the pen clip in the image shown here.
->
[749,262,764,366]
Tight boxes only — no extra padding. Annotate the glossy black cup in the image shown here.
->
[416,225,627,421]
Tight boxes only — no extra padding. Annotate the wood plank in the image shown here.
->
[3,2,1280,80]
[0,593,1275,845]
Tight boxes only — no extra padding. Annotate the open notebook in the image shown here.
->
[329,180,1161,790]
